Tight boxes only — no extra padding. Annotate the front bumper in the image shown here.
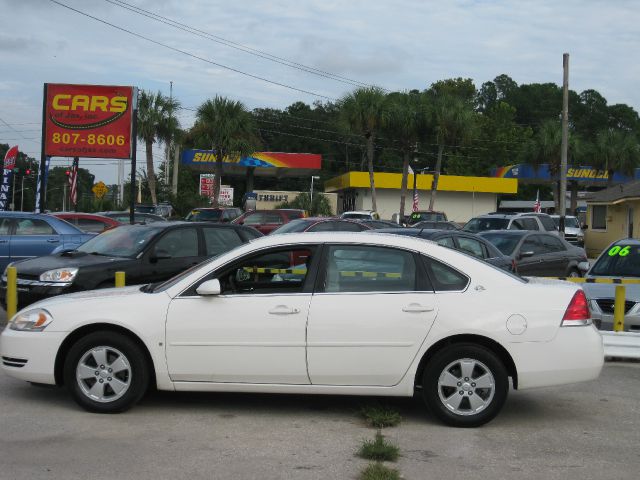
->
[0,327,66,384]
[509,325,604,390]
[590,305,640,332]
[0,279,74,309]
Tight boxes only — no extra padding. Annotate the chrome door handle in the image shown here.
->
[268,305,300,315]
[47,239,60,243]
[402,304,434,313]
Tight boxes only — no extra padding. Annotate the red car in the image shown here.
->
[232,209,307,235]
[51,212,121,233]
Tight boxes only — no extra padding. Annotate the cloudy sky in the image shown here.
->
[1,0,639,184]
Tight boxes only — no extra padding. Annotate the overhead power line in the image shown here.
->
[103,0,381,91]
[49,0,336,101]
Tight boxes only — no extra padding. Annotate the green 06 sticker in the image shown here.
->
[608,245,631,257]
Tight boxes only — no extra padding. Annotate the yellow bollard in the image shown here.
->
[115,271,126,288]
[6,266,17,319]
[613,285,626,332]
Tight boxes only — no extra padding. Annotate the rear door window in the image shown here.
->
[14,219,55,235]
[539,216,557,231]
[154,228,199,257]
[203,227,243,256]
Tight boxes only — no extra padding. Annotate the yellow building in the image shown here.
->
[585,181,640,257]
[324,172,517,223]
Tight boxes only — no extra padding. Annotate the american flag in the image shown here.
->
[69,157,79,208]
[533,189,541,213]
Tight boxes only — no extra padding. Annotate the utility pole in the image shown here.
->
[559,53,569,237]
[165,80,173,195]
[20,175,25,211]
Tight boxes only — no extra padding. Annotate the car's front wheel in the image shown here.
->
[422,344,508,427]
[63,331,149,413]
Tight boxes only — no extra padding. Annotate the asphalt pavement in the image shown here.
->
[1,309,639,480]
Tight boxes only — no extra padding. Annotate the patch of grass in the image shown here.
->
[360,404,402,428]
[359,462,401,480]
[357,432,399,462]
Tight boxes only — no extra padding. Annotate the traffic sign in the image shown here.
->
[92,181,108,199]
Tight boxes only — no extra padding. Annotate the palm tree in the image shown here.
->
[137,90,180,205]
[591,129,640,186]
[522,119,584,212]
[339,87,387,212]
[384,92,428,220]
[195,96,256,206]
[428,94,476,210]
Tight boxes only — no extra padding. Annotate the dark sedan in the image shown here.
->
[478,230,588,277]
[411,220,460,230]
[271,218,372,234]
[372,228,514,272]
[0,222,262,308]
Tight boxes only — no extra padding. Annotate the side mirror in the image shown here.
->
[196,278,221,296]
[581,224,588,230]
[151,248,172,262]
[519,250,535,259]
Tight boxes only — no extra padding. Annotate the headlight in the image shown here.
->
[39,268,78,283]
[9,309,54,331]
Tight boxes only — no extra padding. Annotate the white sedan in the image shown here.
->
[0,232,603,427]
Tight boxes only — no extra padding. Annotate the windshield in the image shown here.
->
[77,225,159,257]
[408,212,445,224]
[480,233,522,255]
[552,217,579,228]
[590,244,640,277]
[271,219,312,234]
[186,210,222,221]
[463,218,510,233]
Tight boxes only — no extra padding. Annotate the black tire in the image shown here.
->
[422,343,508,427]
[63,331,149,413]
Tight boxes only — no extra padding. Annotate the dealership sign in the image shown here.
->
[0,145,19,211]
[44,84,134,159]
[199,174,233,205]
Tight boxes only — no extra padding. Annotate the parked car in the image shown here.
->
[0,222,262,308]
[185,207,243,223]
[0,212,95,271]
[134,203,174,218]
[412,220,460,230]
[232,209,307,235]
[373,228,514,272]
[479,230,588,277]
[51,212,121,233]
[550,215,585,246]
[97,211,167,224]
[340,210,380,220]
[271,217,373,234]
[582,238,640,331]
[405,210,448,225]
[0,232,603,427]
[464,212,558,235]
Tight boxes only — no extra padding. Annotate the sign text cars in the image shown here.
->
[44,84,134,159]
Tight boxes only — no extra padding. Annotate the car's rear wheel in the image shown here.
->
[63,331,149,413]
[422,344,508,427]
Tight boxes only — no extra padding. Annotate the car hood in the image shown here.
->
[11,251,132,275]
[27,285,144,309]
[581,282,640,302]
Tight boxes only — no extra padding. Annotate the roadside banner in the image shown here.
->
[1,145,18,211]
[34,155,51,213]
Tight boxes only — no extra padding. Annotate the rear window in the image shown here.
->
[481,233,522,255]
[463,218,509,233]
[538,215,557,231]
[271,219,313,234]
[186,210,222,221]
[590,244,640,277]
[285,211,305,219]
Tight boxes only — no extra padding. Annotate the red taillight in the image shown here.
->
[561,289,592,326]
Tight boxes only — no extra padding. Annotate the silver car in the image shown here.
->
[582,239,640,332]
[551,215,584,247]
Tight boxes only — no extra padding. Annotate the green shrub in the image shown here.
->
[357,432,399,461]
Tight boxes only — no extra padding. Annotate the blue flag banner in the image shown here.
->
[34,156,51,213]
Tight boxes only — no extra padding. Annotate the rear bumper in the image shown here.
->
[509,325,604,390]
[0,328,66,385]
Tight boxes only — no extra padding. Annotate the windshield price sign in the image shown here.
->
[44,84,134,159]
[608,245,632,257]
